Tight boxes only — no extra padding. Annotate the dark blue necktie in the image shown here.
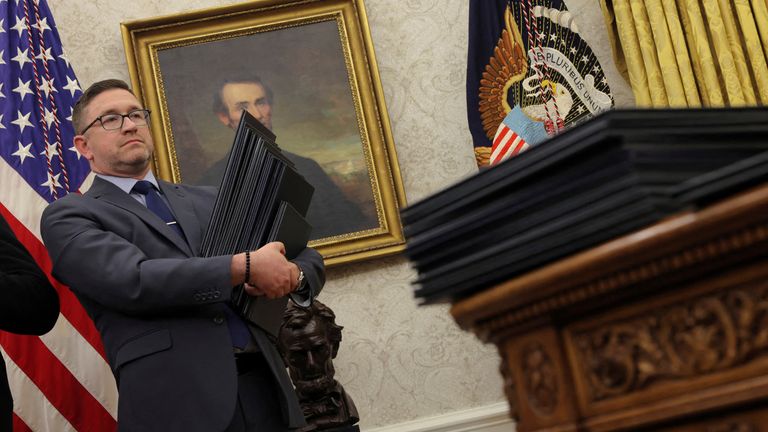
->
[132,181,185,238]
[132,180,251,349]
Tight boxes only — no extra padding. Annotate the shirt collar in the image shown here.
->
[96,171,160,195]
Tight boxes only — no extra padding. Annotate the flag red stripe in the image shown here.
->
[495,133,519,162]
[492,127,511,149]
[512,137,528,154]
[0,204,107,360]
[12,413,33,432]
[0,333,116,432]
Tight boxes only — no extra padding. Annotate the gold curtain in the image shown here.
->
[600,0,768,107]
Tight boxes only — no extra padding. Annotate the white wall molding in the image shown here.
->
[365,402,514,432]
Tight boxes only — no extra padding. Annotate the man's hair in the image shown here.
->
[212,75,274,115]
[72,79,133,134]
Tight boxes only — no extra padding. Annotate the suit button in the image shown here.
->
[213,316,225,325]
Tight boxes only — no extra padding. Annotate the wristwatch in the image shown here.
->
[296,266,307,292]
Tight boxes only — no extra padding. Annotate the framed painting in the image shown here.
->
[121,0,406,266]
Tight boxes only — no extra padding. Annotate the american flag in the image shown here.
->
[0,0,118,430]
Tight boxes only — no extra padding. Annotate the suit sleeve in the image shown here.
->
[289,246,325,306]
[0,216,59,335]
[41,197,233,316]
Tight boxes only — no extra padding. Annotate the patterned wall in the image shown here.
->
[47,0,631,429]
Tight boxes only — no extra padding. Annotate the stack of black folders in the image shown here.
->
[402,108,768,305]
[200,110,314,337]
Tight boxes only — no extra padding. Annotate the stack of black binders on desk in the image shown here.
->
[403,108,768,304]
[201,110,314,336]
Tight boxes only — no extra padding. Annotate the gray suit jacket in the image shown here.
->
[41,176,324,432]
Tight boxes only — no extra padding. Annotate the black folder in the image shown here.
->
[402,108,768,304]
[200,110,314,335]
[241,202,313,337]
[269,201,313,257]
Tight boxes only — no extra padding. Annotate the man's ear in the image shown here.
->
[216,112,232,128]
[73,135,93,161]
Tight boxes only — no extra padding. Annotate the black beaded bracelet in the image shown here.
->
[244,251,251,285]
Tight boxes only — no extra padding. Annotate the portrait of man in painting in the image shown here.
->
[156,20,379,241]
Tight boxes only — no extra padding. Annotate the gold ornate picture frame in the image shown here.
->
[121,0,406,266]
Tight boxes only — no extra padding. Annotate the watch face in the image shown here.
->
[297,270,306,288]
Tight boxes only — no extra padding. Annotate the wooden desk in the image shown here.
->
[451,184,768,431]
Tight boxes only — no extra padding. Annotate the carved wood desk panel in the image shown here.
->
[451,184,768,431]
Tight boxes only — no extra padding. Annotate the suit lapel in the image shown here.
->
[87,177,194,256]
[159,181,203,255]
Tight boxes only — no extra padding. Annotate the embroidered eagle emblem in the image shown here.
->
[473,3,614,166]
[478,6,528,142]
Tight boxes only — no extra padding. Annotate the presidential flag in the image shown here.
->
[468,0,614,166]
[0,0,118,430]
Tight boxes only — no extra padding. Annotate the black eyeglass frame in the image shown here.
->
[80,109,152,134]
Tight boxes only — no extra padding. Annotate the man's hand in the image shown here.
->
[230,242,300,299]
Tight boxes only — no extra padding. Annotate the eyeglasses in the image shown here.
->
[81,109,151,134]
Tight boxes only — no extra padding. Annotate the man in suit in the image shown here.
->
[41,79,324,431]
[197,75,377,240]
[0,215,60,431]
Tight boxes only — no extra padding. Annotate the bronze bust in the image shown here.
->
[278,300,359,431]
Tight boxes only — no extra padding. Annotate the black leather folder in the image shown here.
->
[200,110,314,334]
[269,201,313,257]
[403,108,768,304]
[241,202,313,338]
[672,150,768,206]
